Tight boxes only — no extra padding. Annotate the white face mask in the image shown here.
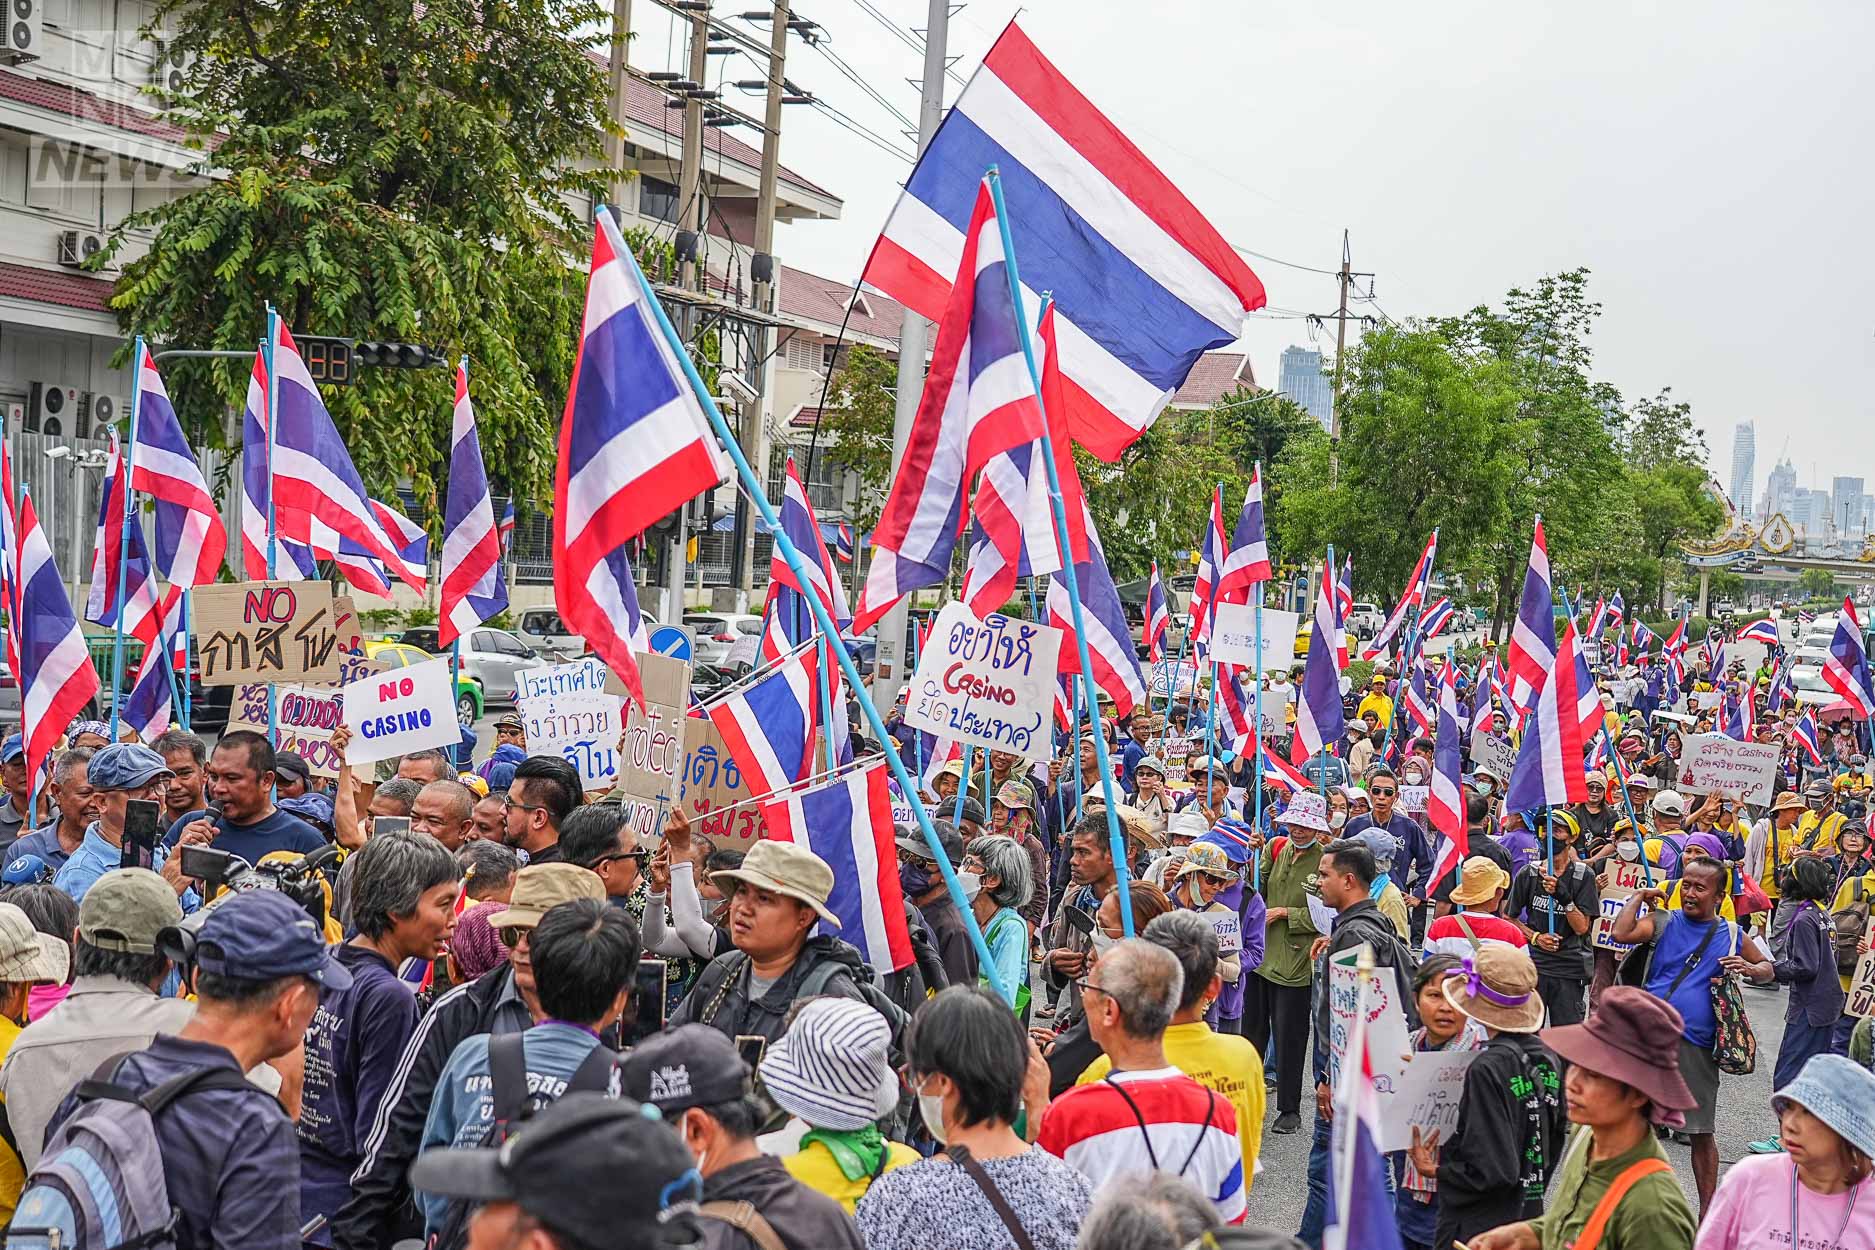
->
[1090,928,1118,955]
[917,1080,948,1145]
[1328,811,1347,829]
[1616,841,1640,861]
[958,871,982,902]
[1477,781,1495,798]
[1404,770,1427,786]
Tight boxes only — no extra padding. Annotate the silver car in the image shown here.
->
[683,612,764,666]
[455,628,544,705]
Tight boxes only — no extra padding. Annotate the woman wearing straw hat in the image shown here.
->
[1467,986,1698,1250]
[1697,1053,1875,1250]
[1403,944,1564,1250]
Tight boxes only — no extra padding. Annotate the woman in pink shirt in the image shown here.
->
[1697,1053,1875,1250]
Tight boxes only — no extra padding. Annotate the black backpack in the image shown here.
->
[427,1034,620,1250]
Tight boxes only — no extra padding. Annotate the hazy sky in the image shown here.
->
[632,1,1875,503]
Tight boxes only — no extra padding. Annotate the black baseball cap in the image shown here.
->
[411,1093,699,1247]
[273,751,311,787]
[186,891,352,990]
[896,820,965,867]
[621,1024,750,1116]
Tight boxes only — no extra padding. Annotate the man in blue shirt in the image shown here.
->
[167,730,324,868]
[1343,766,1434,907]
[11,746,97,873]
[53,743,196,905]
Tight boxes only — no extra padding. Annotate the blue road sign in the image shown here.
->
[649,625,692,661]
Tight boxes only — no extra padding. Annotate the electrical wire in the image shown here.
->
[811,95,916,162]
[806,37,918,131]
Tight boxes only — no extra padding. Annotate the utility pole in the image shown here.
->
[664,5,710,621]
[870,0,948,708]
[604,0,634,208]
[1316,229,1371,486]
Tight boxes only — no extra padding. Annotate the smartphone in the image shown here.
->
[374,815,412,837]
[734,1034,767,1071]
[623,958,669,1045]
[121,799,161,871]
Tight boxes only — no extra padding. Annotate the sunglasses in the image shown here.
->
[499,925,529,949]
[502,795,546,814]
[1369,787,1396,797]
[593,849,651,869]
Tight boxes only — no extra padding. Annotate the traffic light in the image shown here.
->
[296,336,355,385]
[353,341,448,370]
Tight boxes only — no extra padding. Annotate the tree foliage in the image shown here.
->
[819,344,899,532]
[102,0,613,514]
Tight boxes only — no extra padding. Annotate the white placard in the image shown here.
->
[1148,659,1201,699]
[903,602,1065,762]
[520,690,626,791]
[1251,684,1295,738]
[342,657,461,764]
[1209,604,1300,672]
[725,632,761,669]
[1848,947,1875,1019]
[1675,733,1780,804]
[1398,785,1429,814]
[1376,1049,1480,1152]
[1326,943,1413,1094]
[515,656,612,703]
[1468,732,1518,780]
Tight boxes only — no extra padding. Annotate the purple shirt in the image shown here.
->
[1206,879,1265,1023]
[1498,827,1541,879]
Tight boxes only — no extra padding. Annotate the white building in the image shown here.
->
[1728,421,1754,518]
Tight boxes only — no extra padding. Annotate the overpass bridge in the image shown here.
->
[1681,511,1875,611]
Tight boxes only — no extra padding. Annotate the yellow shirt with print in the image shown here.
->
[782,1139,922,1214]
[1358,692,1394,728]
[0,1014,21,1221]
[1828,868,1875,991]
[1834,771,1875,797]
[1795,810,1846,858]
[1078,1020,1266,1192]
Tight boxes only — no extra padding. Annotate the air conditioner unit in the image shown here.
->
[148,39,198,94]
[1,0,41,64]
[77,392,124,440]
[56,230,104,269]
[29,381,75,433]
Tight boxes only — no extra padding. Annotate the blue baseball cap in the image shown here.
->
[0,734,22,764]
[1,854,52,885]
[278,792,336,830]
[191,891,351,990]
[87,743,174,792]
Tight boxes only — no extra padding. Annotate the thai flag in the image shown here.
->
[1333,555,1353,671]
[556,208,724,710]
[1215,466,1272,602]
[762,761,914,975]
[121,619,176,743]
[1706,635,1727,677]
[854,180,1053,632]
[128,344,225,590]
[497,500,516,555]
[1187,487,1227,647]
[1615,623,1630,669]
[1663,613,1689,674]
[1258,738,1313,794]
[1216,668,1257,756]
[1504,518,1556,710]
[1418,596,1455,641]
[84,436,163,648]
[0,440,22,678]
[1505,620,1591,811]
[1799,608,1817,626]
[1793,709,1824,765]
[765,458,854,651]
[1823,597,1875,717]
[1047,502,1146,722]
[1402,660,1435,742]
[1608,591,1626,632]
[14,490,101,787]
[1144,561,1170,663]
[833,523,855,564]
[1426,661,1467,887]
[1322,974,1405,1250]
[1573,629,1605,743]
[708,642,822,798]
[440,364,509,647]
[1292,555,1345,764]
[1586,595,1608,640]
[860,22,1265,461]
[1361,531,1436,662]
[1766,662,1793,712]
[1720,689,1755,742]
[1738,618,1780,646]
[324,499,427,599]
[1631,619,1657,660]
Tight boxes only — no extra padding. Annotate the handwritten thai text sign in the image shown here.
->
[1377,1050,1479,1152]
[341,657,460,764]
[1468,732,1518,781]
[1592,859,1650,953]
[226,683,344,777]
[192,581,343,685]
[1326,943,1411,1096]
[903,602,1063,762]
[1210,604,1299,672]
[1674,733,1779,805]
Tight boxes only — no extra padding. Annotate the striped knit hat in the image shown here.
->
[758,997,899,1131]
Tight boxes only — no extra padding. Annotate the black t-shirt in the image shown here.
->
[1433,831,1515,905]
[1570,803,1617,848]
[1506,860,1599,978]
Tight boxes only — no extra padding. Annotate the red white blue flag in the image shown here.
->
[861,22,1265,460]
[1505,620,1591,811]
[1258,739,1313,795]
[15,490,100,787]
[1737,618,1780,646]
[1426,661,1467,888]
[1504,517,1555,711]
[763,458,853,655]
[1322,972,1404,1250]
[128,344,225,591]
[1187,487,1227,647]
[1793,708,1824,765]
[709,642,823,799]
[1216,466,1272,602]
[121,618,177,743]
[1047,502,1146,723]
[440,364,509,647]
[1333,555,1354,671]
[497,500,516,554]
[1293,556,1346,764]
[1361,531,1436,662]
[763,761,914,975]
[1417,596,1455,641]
[1823,597,1875,717]
[1144,561,1170,663]
[85,435,163,648]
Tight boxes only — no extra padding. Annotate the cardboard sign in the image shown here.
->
[677,715,764,849]
[1674,733,1778,804]
[341,657,461,764]
[610,653,691,836]
[1210,604,1300,672]
[1398,785,1429,814]
[1848,947,1875,1020]
[1148,659,1201,699]
[903,602,1064,762]
[226,683,345,777]
[193,581,345,685]
[1377,1050,1479,1152]
[1592,859,1651,953]
[519,684,626,793]
[1468,732,1518,781]
[1326,943,1412,1093]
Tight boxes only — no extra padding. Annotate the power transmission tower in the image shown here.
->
[1308,230,1374,484]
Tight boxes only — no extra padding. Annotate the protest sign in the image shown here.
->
[341,657,460,764]
[903,602,1064,762]
[1148,736,1196,768]
[1209,605,1300,672]
[516,656,611,703]
[1848,947,1875,1020]
[1253,684,1296,738]
[1398,785,1428,814]
[1148,658,1201,699]
[1592,859,1650,953]
[1326,944,1412,1094]
[725,632,760,670]
[608,654,691,836]
[226,683,344,777]
[193,581,345,685]
[1468,732,1518,781]
[679,715,763,849]
[1675,733,1779,804]
[1377,1050,1479,1152]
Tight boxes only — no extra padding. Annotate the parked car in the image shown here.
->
[683,612,764,666]
[691,663,736,702]
[364,640,488,727]
[514,607,595,660]
[1347,601,1385,639]
[396,626,441,653]
[843,638,876,680]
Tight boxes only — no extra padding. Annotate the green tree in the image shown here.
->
[1620,387,1707,471]
[1078,410,1243,582]
[818,344,899,531]
[1629,462,1727,609]
[1800,568,1838,598]
[103,0,613,512]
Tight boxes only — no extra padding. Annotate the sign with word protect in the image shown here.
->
[614,653,691,838]
[341,657,461,764]
[1675,733,1779,805]
[903,602,1064,763]
[225,683,344,777]
[1376,1049,1479,1153]
[193,581,345,685]
[1209,604,1300,672]
[1325,943,1411,1095]
[1467,731,1518,782]
[1591,859,1650,954]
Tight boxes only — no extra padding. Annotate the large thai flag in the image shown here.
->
[556,208,724,710]
[239,349,317,581]
[323,499,427,598]
[1505,620,1591,811]
[1426,661,1467,888]
[1292,556,1345,764]
[15,490,101,787]
[854,180,1050,632]
[1215,466,1272,603]
[1417,596,1455,641]
[1144,561,1170,663]
[84,436,163,648]
[440,364,509,646]
[764,458,853,653]
[1361,531,1436,662]
[1322,976,1404,1250]
[763,761,914,975]
[1823,598,1875,718]
[128,344,225,591]
[861,22,1265,461]
[1401,660,1435,742]
[1573,630,1604,744]
[1793,709,1824,765]
[1187,487,1227,646]
[1737,618,1780,646]
[1047,503,1146,722]
[1504,517,1556,710]
[708,643,821,798]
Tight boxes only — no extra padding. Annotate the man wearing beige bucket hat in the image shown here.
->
[1404,944,1565,1250]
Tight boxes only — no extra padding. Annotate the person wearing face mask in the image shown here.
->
[1325,789,1350,835]
[896,821,978,990]
[1796,777,1848,859]
[1571,773,1617,849]
[962,835,1033,1018]
[1038,882,1173,1098]
[1169,842,1243,991]
[1249,793,1330,1136]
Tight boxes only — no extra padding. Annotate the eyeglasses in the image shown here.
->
[1074,978,1110,1002]
[498,925,530,949]
[1369,787,1396,798]
[502,795,546,814]
[593,849,649,869]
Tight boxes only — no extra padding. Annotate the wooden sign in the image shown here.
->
[612,653,691,839]
[680,715,763,850]
[192,581,344,685]
[226,683,345,777]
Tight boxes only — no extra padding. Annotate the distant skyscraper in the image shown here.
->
[1795,488,1835,543]
[1277,346,1333,430]
[1834,476,1866,540]
[1728,422,1755,518]
[1766,458,1798,519]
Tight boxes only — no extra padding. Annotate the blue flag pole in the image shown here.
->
[986,175,1136,935]
[179,589,193,731]
[262,307,281,757]
[954,742,972,828]
[909,626,925,780]
[1162,612,1192,725]
[818,633,839,773]
[1251,461,1266,853]
[107,335,146,742]
[613,213,1013,1003]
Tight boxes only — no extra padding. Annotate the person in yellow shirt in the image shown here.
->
[0,902,71,1220]
[1357,675,1395,729]
[1832,754,1874,803]
[759,997,919,1213]
[1795,778,1848,858]
[1077,909,1266,1191]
